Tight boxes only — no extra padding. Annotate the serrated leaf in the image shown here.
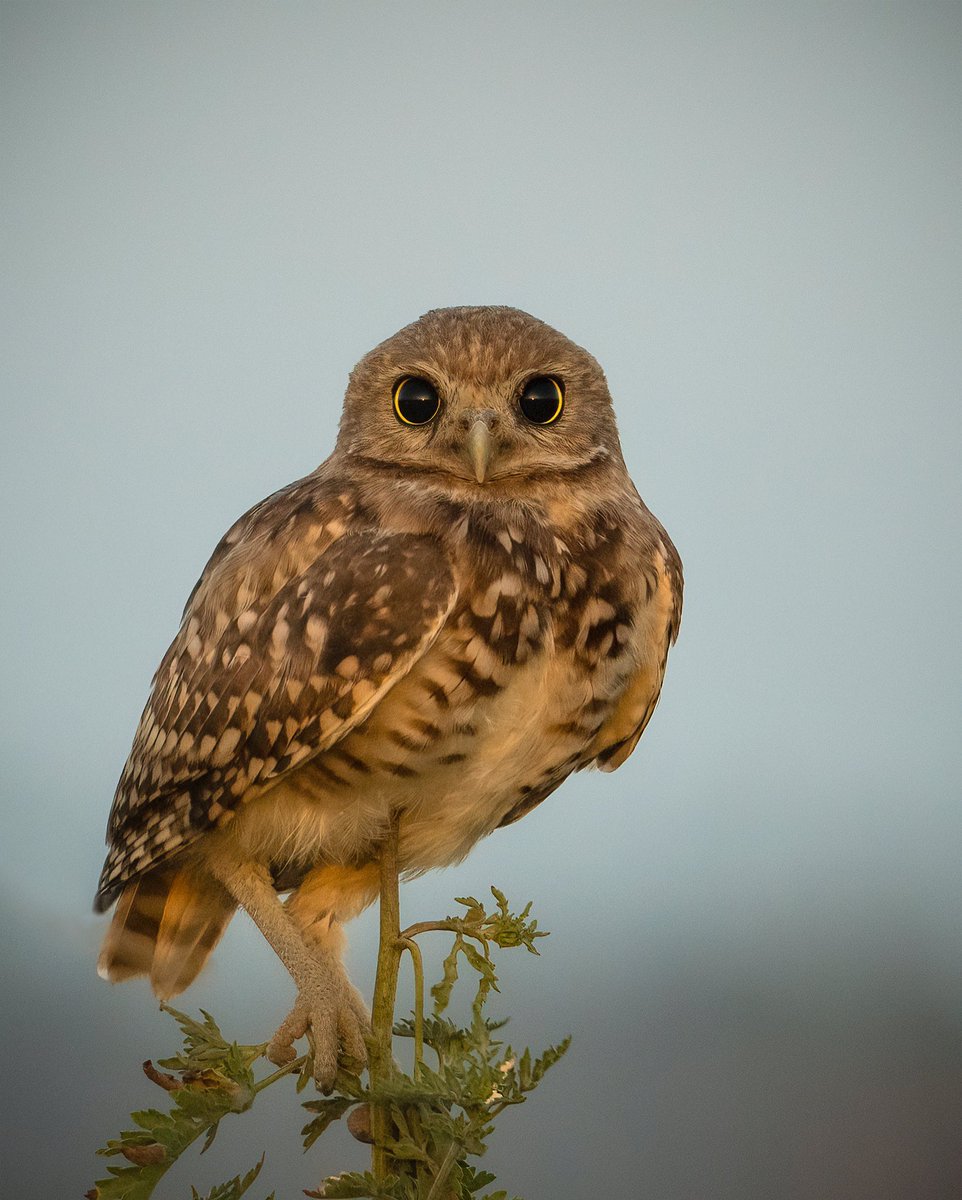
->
[518,1048,532,1090]
[459,939,499,1022]
[530,1036,571,1086]
[384,1139,429,1162]
[188,1154,269,1200]
[459,940,496,984]
[296,1053,314,1093]
[431,935,463,1016]
[92,891,566,1200]
[310,1170,408,1199]
[459,1164,497,1193]
[91,1009,265,1200]
[200,1119,220,1154]
[86,1162,166,1200]
[301,1097,354,1150]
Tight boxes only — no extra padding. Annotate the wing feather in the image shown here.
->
[96,493,456,910]
[590,536,683,772]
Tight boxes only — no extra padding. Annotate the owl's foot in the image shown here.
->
[267,963,371,1092]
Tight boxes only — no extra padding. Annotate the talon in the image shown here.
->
[266,1039,298,1067]
[267,969,371,1092]
[267,995,310,1065]
[337,1004,368,1064]
[309,1009,340,1092]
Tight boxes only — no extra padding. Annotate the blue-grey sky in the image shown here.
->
[2,3,960,1198]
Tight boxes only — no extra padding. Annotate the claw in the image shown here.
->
[268,969,371,1092]
[267,998,310,1066]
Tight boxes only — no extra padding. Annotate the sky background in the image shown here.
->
[2,3,960,1197]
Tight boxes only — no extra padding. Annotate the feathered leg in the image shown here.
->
[206,852,373,1091]
[271,863,380,1068]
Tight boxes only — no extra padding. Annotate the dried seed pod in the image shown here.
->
[346,1103,373,1144]
[142,1059,182,1091]
[120,1142,167,1166]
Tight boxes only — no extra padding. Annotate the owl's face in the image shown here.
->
[336,307,624,490]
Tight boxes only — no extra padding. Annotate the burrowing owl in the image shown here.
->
[96,306,683,1089]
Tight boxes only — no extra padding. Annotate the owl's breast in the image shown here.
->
[220,501,668,878]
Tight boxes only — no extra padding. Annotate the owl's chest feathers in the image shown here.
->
[225,506,663,875]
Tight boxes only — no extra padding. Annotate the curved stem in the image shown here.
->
[399,937,425,1071]
[398,919,462,940]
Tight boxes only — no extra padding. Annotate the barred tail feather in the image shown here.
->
[97,867,235,1000]
[150,870,234,1000]
[97,869,175,984]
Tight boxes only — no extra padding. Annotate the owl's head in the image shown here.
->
[336,307,624,490]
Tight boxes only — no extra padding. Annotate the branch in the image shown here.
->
[90,880,569,1200]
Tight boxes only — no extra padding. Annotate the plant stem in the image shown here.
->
[399,920,462,940]
[424,1140,460,1200]
[399,937,425,1070]
[252,1054,307,1094]
[369,809,402,1181]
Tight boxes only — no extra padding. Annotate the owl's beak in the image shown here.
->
[465,418,494,483]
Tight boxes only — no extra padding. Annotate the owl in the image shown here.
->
[96,306,683,1089]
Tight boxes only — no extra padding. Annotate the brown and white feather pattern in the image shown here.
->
[97,481,456,909]
[98,475,679,910]
[95,305,683,1005]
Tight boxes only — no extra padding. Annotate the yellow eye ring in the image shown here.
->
[393,376,441,425]
[519,376,564,425]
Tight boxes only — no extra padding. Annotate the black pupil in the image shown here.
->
[396,377,439,424]
[519,376,562,424]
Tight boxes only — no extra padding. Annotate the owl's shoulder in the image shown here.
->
[181,466,376,616]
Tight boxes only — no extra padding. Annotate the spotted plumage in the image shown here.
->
[96,305,683,1089]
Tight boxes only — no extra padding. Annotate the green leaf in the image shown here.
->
[459,939,499,1022]
[296,1053,314,1093]
[459,1165,497,1193]
[481,888,548,954]
[431,934,463,1016]
[530,1036,572,1087]
[189,1155,271,1200]
[90,1009,264,1200]
[310,1170,409,1199]
[91,888,568,1200]
[200,1120,221,1154]
[301,1097,354,1150]
[384,1139,429,1162]
[518,1048,532,1091]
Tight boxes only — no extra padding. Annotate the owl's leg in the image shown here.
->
[206,854,368,1092]
[268,910,370,1072]
[273,862,380,1068]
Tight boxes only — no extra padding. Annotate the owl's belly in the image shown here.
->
[223,643,606,878]
[393,649,593,870]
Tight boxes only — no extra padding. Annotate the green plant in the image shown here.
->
[89,822,569,1199]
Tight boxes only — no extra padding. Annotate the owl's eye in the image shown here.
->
[518,376,564,425]
[393,376,441,426]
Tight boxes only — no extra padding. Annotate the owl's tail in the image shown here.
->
[97,867,235,1000]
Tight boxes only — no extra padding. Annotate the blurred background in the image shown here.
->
[2,3,960,1197]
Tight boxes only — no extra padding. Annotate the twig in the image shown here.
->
[252,1054,307,1094]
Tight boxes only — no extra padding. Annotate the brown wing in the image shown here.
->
[96,490,456,910]
[590,535,683,772]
